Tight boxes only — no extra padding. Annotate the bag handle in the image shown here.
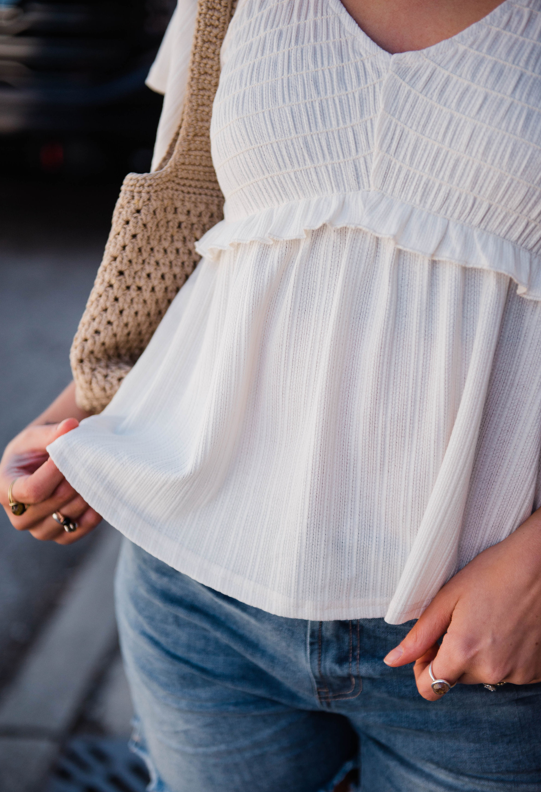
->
[70,0,236,414]
[157,0,236,186]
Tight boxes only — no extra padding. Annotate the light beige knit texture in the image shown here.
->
[71,0,235,413]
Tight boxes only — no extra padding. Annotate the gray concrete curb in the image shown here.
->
[0,527,122,792]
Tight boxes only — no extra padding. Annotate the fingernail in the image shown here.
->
[384,646,404,665]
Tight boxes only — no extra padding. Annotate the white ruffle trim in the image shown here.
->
[196,190,541,301]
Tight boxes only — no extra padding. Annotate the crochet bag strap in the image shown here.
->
[70,0,236,414]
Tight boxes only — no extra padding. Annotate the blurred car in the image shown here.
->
[0,0,176,178]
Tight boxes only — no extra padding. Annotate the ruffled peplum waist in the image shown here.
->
[195,190,541,301]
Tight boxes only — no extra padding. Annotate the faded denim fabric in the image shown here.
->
[115,539,541,792]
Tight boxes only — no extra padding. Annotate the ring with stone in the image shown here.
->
[52,511,78,533]
[429,661,456,696]
[8,479,27,516]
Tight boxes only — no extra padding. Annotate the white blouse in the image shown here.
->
[49,0,541,623]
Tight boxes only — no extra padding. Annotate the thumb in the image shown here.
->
[43,417,80,468]
[37,418,80,452]
[7,419,81,505]
[22,418,80,451]
[383,591,456,667]
[51,418,80,440]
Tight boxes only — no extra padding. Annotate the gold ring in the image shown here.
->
[8,479,27,516]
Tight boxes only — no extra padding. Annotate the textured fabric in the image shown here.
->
[70,0,235,414]
[50,0,541,622]
[117,539,541,792]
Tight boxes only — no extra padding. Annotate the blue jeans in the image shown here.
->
[115,539,541,792]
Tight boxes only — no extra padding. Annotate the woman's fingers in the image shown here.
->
[10,477,78,530]
[53,507,102,546]
[384,585,458,668]
[413,643,464,701]
[412,644,443,701]
[0,416,101,545]
[383,508,541,700]
[411,620,541,699]
[27,501,102,544]
[27,494,90,540]
[382,580,466,701]
[10,459,66,508]
[1,419,81,522]
[4,420,79,478]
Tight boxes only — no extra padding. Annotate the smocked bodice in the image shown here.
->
[199,0,541,297]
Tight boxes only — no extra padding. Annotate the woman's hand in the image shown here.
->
[384,510,541,700]
[0,418,102,545]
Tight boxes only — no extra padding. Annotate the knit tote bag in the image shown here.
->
[70,0,236,414]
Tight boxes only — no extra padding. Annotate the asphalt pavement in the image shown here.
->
[0,176,118,690]
[0,176,137,790]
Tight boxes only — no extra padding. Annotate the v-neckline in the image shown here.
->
[329,0,513,61]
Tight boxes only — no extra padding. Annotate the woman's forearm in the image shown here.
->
[30,381,93,427]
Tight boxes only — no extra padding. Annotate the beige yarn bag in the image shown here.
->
[71,0,236,414]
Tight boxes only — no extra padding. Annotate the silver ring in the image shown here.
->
[52,512,78,533]
[429,661,456,696]
[483,682,506,692]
